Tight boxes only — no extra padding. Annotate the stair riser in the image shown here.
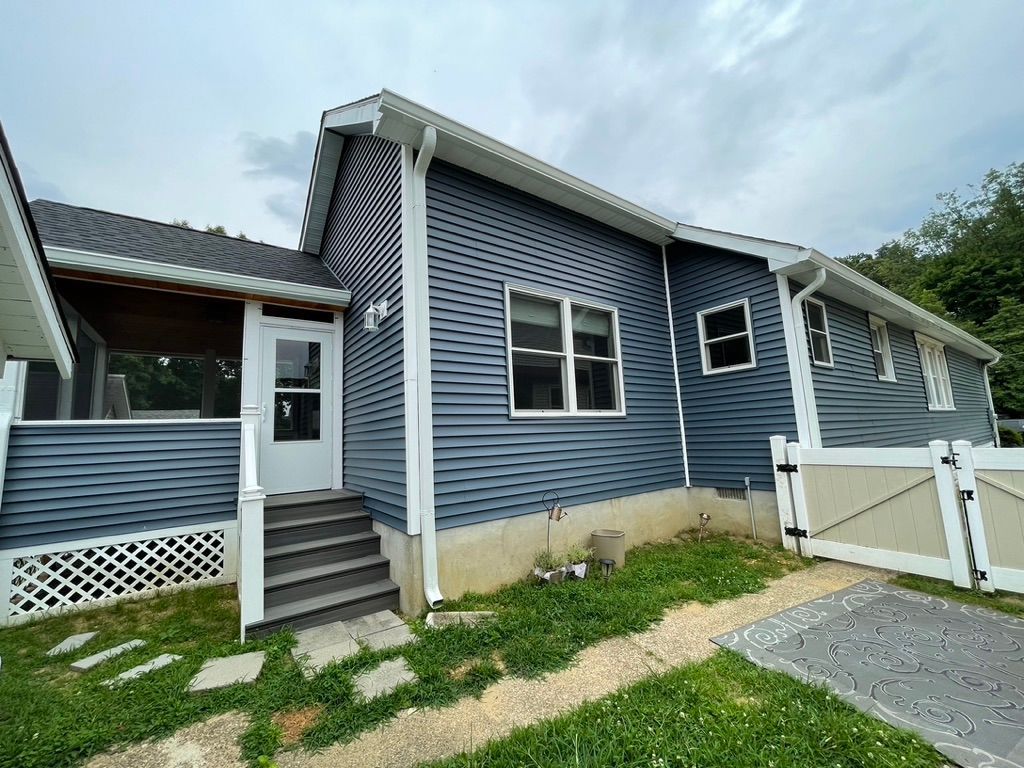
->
[248,589,400,637]
[264,498,364,525]
[264,562,392,608]
[264,537,381,576]
[264,517,373,549]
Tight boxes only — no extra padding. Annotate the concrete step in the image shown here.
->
[264,554,391,608]
[264,530,381,576]
[264,489,364,525]
[264,509,372,549]
[246,579,400,637]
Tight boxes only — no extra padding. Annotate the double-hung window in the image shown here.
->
[917,334,955,410]
[506,286,624,416]
[868,315,896,382]
[804,298,833,367]
[696,299,756,375]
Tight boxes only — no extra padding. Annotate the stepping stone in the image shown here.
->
[345,610,406,639]
[360,623,418,651]
[103,653,182,687]
[294,621,360,678]
[353,657,417,700]
[188,651,265,692]
[70,639,145,672]
[425,611,497,629]
[47,631,98,656]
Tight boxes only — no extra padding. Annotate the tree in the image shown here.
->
[841,161,1024,416]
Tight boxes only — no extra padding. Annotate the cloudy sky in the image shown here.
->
[3,1,1022,256]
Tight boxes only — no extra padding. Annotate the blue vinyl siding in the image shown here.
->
[667,246,798,490]
[426,161,685,529]
[0,421,239,550]
[319,135,407,527]
[805,293,995,447]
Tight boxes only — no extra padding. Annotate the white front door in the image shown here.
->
[260,325,334,494]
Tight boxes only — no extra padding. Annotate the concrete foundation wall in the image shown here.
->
[377,485,780,616]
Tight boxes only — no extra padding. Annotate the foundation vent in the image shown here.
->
[715,487,747,501]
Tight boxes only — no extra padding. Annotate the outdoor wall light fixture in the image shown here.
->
[698,512,712,543]
[363,300,389,332]
[542,490,565,552]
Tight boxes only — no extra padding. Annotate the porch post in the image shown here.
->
[237,301,264,638]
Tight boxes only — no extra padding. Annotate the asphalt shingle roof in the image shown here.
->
[30,200,345,291]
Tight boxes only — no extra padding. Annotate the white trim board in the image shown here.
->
[45,246,352,309]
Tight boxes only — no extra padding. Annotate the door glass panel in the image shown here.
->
[274,392,321,441]
[275,340,321,389]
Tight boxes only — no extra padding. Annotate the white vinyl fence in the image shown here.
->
[770,436,1024,594]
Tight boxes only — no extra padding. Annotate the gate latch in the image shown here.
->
[941,452,960,469]
[784,526,808,539]
[776,463,799,473]
[960,489,976,502]
[974,569,989,582]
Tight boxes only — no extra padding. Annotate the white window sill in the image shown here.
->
[927,405,956,412]
[701,362,758,377]
[811,360,834,369]
[877,375,898,383]
[509,411,627,419]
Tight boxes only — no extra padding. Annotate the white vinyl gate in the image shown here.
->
[770,436,1024,594]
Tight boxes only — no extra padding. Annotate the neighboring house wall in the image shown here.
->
[0,421,239,550]
[319,135,407,528]
[804,292,994,447]
[425,161,685,530]
[667,245,798,490]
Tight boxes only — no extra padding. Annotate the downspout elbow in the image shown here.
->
[791,267,826,308]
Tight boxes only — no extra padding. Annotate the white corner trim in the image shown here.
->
[332,311,345,490]
[695,298,757,376]
[983,363,999,447]
[776,274,814,448]
[44,246,352,308]
[662,247,690,487]
[0,167,75,377]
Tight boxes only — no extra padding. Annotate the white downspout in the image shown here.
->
[661,245,690,486]
[790,267,826,448]
[983,362,1000,447]
[411,125,443,608]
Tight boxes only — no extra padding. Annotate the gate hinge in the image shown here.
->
[784,526,808,538]
[974,569,988,582]
[941,452,960,469]
[776,463,799,473]
[960,489,976,502]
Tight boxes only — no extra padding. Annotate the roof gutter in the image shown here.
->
[410,125,443,609]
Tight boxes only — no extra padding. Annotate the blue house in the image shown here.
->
[0,92,1000,634]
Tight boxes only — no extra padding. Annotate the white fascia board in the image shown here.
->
[672,223,811,270]
[45,246,352,309]
[373,89,677,245]
[0,165,75,377]
[780,251,999,363]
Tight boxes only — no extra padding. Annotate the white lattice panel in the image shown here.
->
[8,529,226,618]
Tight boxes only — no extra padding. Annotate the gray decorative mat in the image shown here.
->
[713,580,1024,768]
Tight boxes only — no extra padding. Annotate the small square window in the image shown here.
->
[696,299,756,375]
[804,298,833,367]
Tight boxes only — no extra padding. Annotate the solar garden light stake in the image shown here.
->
[698,512,712,543]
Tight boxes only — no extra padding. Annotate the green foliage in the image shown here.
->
[564,544,594,564]
[108,353,241,417]
[0,536,803,767]
[890,573,1024,616]
[424,651,944,768]
[205,224,228,235]
[532,549,563,572]
[841,161,1024,415]
[999,425,1024,447]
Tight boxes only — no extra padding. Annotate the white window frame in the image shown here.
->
[868,315,896,382]
[696,298,757,376]
[803,297,834,368]
[916,333,955,411]
[504,284,626,418]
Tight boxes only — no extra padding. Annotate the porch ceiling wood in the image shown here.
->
[55,278,243,358]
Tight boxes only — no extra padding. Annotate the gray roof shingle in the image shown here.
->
[30,200,346,291]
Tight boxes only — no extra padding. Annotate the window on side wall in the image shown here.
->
[696,299,756,375]
[916,334,955,410]
[506,286,624,416]
[803,297,833,367]
[868,315,896,382]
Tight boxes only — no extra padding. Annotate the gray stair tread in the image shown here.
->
[265,489,362,509]
[264,530,379,559]
[264,509,370,533]
[264,554,388,590]
[259,579,399,624]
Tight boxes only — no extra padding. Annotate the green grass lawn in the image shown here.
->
[890,573,1024,617]
[0,533,803,767]
[420,650,946,768]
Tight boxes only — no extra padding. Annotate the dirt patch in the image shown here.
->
[449,651,508,681]
[273,706,324,745]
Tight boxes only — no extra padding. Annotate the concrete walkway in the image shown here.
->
[278,560,884,768]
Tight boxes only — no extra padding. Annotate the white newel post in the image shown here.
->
[237,421,265,638]
[952,440,995,593]
[786,441,813,558]
[929,440,972,588]
[0,361,23,624]
[770,435,797,553]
